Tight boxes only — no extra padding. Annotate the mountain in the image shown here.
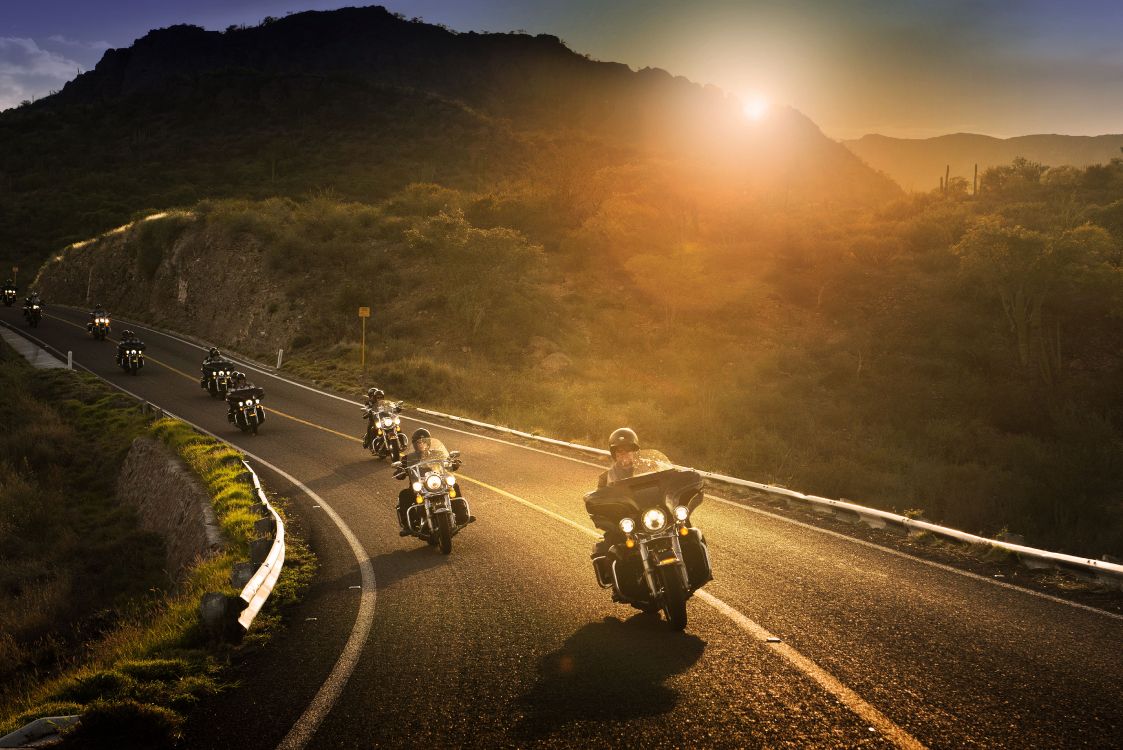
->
[0,5,898,270]
[845,132,1123,191]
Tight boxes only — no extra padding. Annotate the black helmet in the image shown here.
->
[208,347,220,358]
[410,428,431,450]
[122,329,134,338]
[368,387,385,401]
[608,427,639,457]
[94,302,103,308]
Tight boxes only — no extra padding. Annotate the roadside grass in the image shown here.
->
[0,345,316,745]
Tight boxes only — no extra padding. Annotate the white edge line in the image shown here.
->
[0,320,376,750]
[30,309,1123,617]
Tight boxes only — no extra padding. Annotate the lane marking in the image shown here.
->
[20,316,377,750]
[32,311,1123,621]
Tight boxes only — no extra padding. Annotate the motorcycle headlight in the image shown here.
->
[255,398,261,404]
[424,473,444,492]
[411,481,423,492]
[445,475,456,486]
[674,506,689,522]
[217,370,224,376]
[642,508,667,531]
[381,417,394,428]
[619,517,636,534]
[393,416,401,425]
[238,401,246,407]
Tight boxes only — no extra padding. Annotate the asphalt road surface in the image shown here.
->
[3,303,1121,749]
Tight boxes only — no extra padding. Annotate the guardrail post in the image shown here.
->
[276,348,284,369]
[67,350,72,369]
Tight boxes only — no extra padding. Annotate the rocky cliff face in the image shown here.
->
[116,437,224,582]
[35,215,302,356]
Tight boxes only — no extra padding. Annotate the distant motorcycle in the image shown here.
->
[584,450,713,630]
[365,400,407,461]
[116,342,146,375]
[88,314,111,340]
[227,386,266,435]
[2,287,15,307]
[392,438,473,554]
[201,360,236,398]
[23,303,42,328]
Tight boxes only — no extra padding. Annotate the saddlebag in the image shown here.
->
[680,528,713,589]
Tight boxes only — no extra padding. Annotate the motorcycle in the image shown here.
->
[364,400,407,461]
[392,438,473,554]
[584,450,713,631]
[88,314,111,340]
[117,343,145,375]
[23,303,41,328]
[2,287,15,307]
[227,386,266,435]
[201,360,236,398]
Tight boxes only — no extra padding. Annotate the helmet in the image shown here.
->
[608,427,639,457]
[208,347,220,358]
[122,329,134,338]
[410,428,431,450]
[94,302,103,309]
[368,387,385,401]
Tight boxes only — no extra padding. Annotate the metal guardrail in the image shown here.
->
[416,407,1123,589]
[237,460,286,631]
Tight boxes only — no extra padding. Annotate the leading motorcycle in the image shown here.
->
[201,360,236,398]
[116,342,146,375]
[392,439,473,554]
[23,302,41,328]
[584,450,713,631]
[2,286,15,307]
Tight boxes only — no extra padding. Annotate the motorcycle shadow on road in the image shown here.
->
[515,614,705,740]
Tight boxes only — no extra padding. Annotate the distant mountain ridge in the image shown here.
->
[845,132,1123,191]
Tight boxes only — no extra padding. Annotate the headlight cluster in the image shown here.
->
[424,473,445,492]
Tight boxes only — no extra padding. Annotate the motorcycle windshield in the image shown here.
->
[621,449,675,479]
[403,438,451,469]
[584,449,704,529]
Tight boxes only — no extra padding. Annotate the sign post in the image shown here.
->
[358,306,371,368]
[11,266,17,285]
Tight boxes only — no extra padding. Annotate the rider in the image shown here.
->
[201,347,226,386]
[115,329,145,364]
[2,278,15,293]
[592,428,642,578]
[226,371,258,420]
[87,302,107,331]
[395,428,473,533]
[362,387,386,449]
[22,291,42,316]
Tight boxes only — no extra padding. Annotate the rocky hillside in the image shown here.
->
[0,5,898,271]
[846,132,1123,191]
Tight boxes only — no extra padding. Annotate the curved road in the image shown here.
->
[3,304,1121,749]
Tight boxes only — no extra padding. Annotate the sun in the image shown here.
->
[742,96,769,121]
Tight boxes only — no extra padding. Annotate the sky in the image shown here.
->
[1,0,1121,139]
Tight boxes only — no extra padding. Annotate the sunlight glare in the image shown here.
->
[743,96,769,121]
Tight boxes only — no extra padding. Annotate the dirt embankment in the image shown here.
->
[116,437,223,581]
[34,216,301,355]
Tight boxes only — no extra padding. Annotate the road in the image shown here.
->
[3,304,1121,749]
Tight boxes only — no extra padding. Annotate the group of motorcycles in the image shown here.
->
[1,293,714,629]
[361,393,475,555]
[199,350,267,435]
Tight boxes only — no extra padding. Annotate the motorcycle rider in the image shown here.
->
[226,371,258,421]
[86,302,108,332]
[22,291,42,318]
[362,387,386,449]
[115,329,145,364]
[201,347,227,387]
[395,428,473,533]
[591,428,642,580]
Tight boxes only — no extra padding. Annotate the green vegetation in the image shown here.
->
[0,344,314,745]
[178,157,1122,557]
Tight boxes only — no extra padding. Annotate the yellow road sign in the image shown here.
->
[358,306,371,318]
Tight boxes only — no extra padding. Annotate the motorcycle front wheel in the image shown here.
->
[660,567,688,631]
[436,513,453,555]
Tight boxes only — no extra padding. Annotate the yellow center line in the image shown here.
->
[44,310,925,748]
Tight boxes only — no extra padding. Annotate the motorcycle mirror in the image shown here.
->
[391,461,403,469]
[449,450,461,459]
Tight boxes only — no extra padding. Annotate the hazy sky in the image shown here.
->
[1,0,1121,139]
